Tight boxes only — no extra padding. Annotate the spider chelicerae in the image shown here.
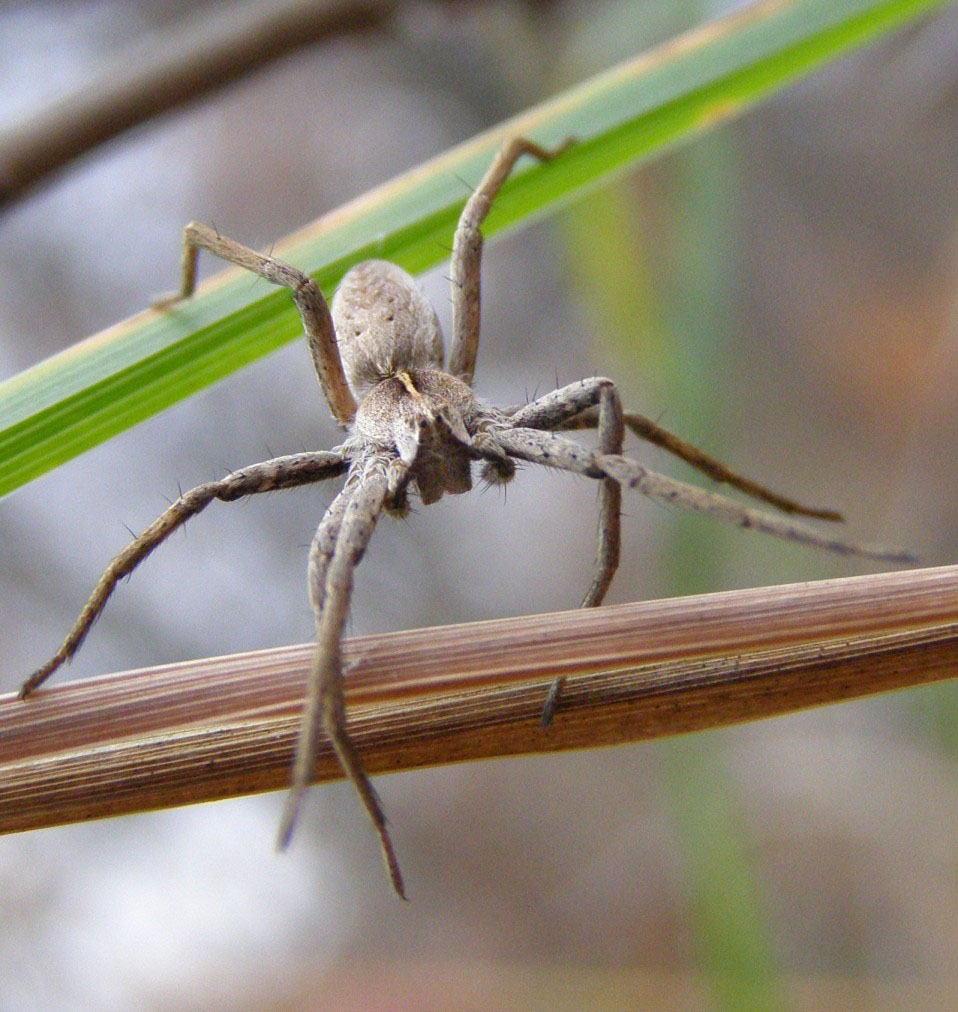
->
[19,138,910,899]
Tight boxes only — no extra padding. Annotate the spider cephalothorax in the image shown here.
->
[19,138,910,899]
[350,362,502,508]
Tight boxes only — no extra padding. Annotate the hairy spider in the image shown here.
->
[19,138,911,899]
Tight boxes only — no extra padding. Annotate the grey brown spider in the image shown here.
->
[19,138,911,899]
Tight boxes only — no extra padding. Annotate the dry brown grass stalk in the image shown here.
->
[2,565,955,835]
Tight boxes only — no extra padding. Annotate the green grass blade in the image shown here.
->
[0,0,947,497]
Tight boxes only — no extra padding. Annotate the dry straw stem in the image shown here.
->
[2,565,956,835]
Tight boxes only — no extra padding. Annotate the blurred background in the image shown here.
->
[1,1,956,1008]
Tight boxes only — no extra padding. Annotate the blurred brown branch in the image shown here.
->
[1,565,955,835]
[0,0,394,209]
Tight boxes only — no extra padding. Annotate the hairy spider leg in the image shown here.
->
[276,454,407,899]
[556,406,843,521]
[506,376,857,723]
[496,425,913,561]
[449,136,573,385]
[510,383,630,601]
[492,422,915,719]
[156,222,357,426]
[509,380,626,724]
[19,452,348,699]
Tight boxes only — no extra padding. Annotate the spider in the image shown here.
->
[18,137,911,899]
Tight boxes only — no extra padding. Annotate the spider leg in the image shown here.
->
[308,456,410,618]
[19,451,348,699]
[448,136,573,384]
[507,377,612,430]
[154,222,357,425]
[496,426,914,560]
[470,431,516,485]
[509,379,841,520]
[579,385,625,608]
[540,382,625,726]
[277,456,406,899]
[305,483,353,617]
[556,405,842,521]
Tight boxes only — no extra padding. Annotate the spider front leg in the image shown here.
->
[277,455,407,900]
[511,381,628,611]
[555,405,843,520]
[495,425,914,563]
[155,221,357,426]
[497,397,915,722]
[19,452,348,699]
[510,379,625,724]
[448,136,573,384]
[509,380,843,520]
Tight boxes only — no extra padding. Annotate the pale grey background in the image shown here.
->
[1,2,956,1008]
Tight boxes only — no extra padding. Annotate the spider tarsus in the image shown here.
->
[805,506,844,523]
[274,791,302,853]
[383,845,408,901]
[150,292,182,312]
[479,458,515,485]
[18,657,61,699]
[540,676,564,727]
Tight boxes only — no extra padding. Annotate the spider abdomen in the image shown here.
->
[332,260,444,398]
